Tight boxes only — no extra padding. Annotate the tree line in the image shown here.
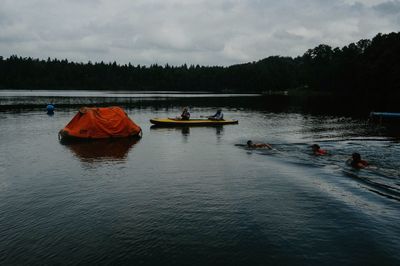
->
[0,32,399,96]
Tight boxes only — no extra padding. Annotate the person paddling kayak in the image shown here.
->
[180,107,190,120]
[208,109,224,120]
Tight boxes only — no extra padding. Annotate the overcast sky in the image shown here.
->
[0,0,399,66]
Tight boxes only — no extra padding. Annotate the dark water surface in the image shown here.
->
[0,94,400,265]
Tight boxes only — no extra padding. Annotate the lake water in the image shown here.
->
[0,92,399,265]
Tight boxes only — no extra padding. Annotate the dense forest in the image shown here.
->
[0,32,399,96]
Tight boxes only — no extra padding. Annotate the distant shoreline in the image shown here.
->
[1,32,399,96]
[1,91,399,116]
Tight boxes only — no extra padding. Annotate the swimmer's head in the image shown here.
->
[247,140,253,147]
[352,152,361,161]
[311,144,320,151]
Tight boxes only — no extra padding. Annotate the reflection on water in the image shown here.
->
[61,137,139,163]
[215,125,224,135]
[0,90,260,97]
[150,124,225,138]
[181,126,190,136]
[0,90,261,111]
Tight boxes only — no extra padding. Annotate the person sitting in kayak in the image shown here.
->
[180,107,190,120]
[311,144,327,155]
[247,140,272,149]
[208,109,224,120]
[349,152,368,169]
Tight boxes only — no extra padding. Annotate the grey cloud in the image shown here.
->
[273,31,305,41]
[373,0,400,14]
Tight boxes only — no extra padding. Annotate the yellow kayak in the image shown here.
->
[150,118,238,126]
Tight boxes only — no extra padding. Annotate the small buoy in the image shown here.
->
[47,104,55,114]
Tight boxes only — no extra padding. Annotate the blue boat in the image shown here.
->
[370,112,400,125]
[370,112,400,119]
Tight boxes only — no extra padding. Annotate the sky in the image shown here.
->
[0,0,399,66]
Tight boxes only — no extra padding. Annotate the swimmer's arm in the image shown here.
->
[234,144,247,147]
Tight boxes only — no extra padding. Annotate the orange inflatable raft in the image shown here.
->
[59,107,142,141]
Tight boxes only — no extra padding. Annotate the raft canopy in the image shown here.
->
[59,106,142,140]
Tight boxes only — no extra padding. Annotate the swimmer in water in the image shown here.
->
[349,152,368,169]
[311,144,327,155]
[247,140,272,149]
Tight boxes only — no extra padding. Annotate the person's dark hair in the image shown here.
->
[247,140,253,146]
[311,144,320,150]
[352,152,361,162]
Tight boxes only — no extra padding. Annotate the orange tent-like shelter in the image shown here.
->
[59,107,142,140]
